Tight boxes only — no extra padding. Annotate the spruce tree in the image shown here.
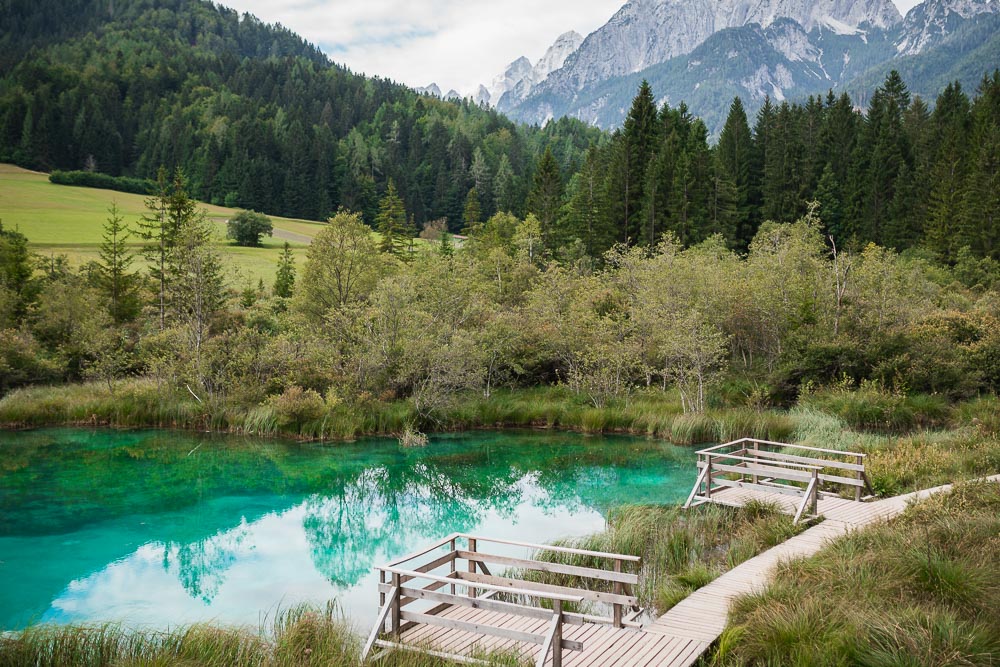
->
[612,81,659,244]
[97,202,138,323]
[717,97,754,246]
[527,147,564,249]
[273,242,296,298]
[462,187,482,233]
[376,179,409,257]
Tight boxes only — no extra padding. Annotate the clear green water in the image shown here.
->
[0,428,695,631]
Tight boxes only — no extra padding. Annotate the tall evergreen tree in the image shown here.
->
[717,97,754,246]
[376,179,409,257]
[609,81,659,244]
[527,147,564,249]
[97,202,138,323]
[273,242,296,298]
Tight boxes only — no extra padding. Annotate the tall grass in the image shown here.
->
[518,502,802,615]
[714,480,1000,666]
[0,605,524,666]
[799,384,952,432]
[0,382,796,444]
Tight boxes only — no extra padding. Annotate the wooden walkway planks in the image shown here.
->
[374,475,1000,666]
[394,605,708,667]
[644,477,1000,647]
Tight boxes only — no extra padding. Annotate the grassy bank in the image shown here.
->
[519,502,803,615]
[0,605,523,667]
[713,479,1000,666]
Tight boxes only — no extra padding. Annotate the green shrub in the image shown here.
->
[263,386,327,431]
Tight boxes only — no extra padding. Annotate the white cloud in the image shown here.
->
[223,0,926,94]
[220,0,622,93]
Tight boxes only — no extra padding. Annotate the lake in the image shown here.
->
[0,428,695,631]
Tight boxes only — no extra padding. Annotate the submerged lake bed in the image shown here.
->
[0,428,695,631]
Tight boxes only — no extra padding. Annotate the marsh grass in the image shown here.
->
[0,605,526,667]
[715,480,1000,667]
[516,501,802,616]
[0,383,795,444]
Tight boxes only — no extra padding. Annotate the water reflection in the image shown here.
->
[0,429,695,629]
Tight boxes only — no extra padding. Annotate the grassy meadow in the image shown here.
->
[0,164,324,284]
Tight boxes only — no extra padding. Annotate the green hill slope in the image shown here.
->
[0,164,324,283]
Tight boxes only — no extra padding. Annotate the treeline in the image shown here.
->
[0,0,599,227]
[49,170,156,195]
[2,172,999,423]
[519,71,1000,261]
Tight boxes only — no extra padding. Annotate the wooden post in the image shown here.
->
[613,558,623,628]
[705,455,713,499]
[855,455,863,501]
[468,537,478,599]
[449,538,457,595]
[552,599,563,667]
[379,569,386,613]
[751,441,759,484]
[811,469,819,516]
[390,572,401,638]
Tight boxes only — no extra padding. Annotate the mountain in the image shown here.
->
[504,0,998,132]
[486,31,584,110]
[895,0,998,54]
[536,0,901,98]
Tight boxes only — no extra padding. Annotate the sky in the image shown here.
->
[224,0,926,95]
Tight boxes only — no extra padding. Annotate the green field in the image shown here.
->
[0,164,328,284]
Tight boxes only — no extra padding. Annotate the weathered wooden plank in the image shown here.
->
[374,639,491,665]
[747,448,865,472]
[385,584,556,621]
[454,570,639,607]
[399,611,584,651]
[381,566,586,603]
[457,550,639,585]
[458,534,642,562]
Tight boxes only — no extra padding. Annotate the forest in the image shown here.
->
[2,0,998,262]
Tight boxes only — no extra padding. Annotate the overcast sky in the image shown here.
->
[226,0,926,94]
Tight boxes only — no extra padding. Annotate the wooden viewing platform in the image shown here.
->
[684,438,875,523]
[361,434,997,666]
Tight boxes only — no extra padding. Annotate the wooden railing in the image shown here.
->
[362,533,643,666]
[684,438,873,523]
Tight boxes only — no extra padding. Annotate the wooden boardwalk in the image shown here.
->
[644,475,1000,655]
[363,433,999,667]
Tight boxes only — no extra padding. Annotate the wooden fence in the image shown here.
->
[684,438,873,523]
[362,533,643,666]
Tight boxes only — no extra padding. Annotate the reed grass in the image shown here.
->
[714,480,1000,666]
[0,605,525,666]
[518,501,802,615]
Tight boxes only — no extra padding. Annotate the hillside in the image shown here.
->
[0,0,601,230]
[0,164,322,283]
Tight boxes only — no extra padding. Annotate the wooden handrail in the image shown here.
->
[375,566,586,603]
[697,438,867,459]
[384,533,460,567]
[702,453,823,470]
[456,533,642,562]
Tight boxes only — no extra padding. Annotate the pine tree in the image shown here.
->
[923,82,971,260]
[273,241,296,298]
[815,164,844,241]
[610,81,659,244]
[717,97,754,246]
[493,154,516,214]
[527,147,564,249]
[376,179,409,257]
[462,187,482,233]
[563,147,613,256]
[97,202,138,322]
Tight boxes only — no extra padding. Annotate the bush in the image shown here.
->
[264,386,327,431]
[49,170,155,195]
[227,210,274,247]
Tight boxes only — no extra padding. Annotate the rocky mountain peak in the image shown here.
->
[897,0,998,54]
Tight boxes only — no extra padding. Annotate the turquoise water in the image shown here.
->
[0,428,695,631]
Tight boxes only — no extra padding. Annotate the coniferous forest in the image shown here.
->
[2,0,998,262]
